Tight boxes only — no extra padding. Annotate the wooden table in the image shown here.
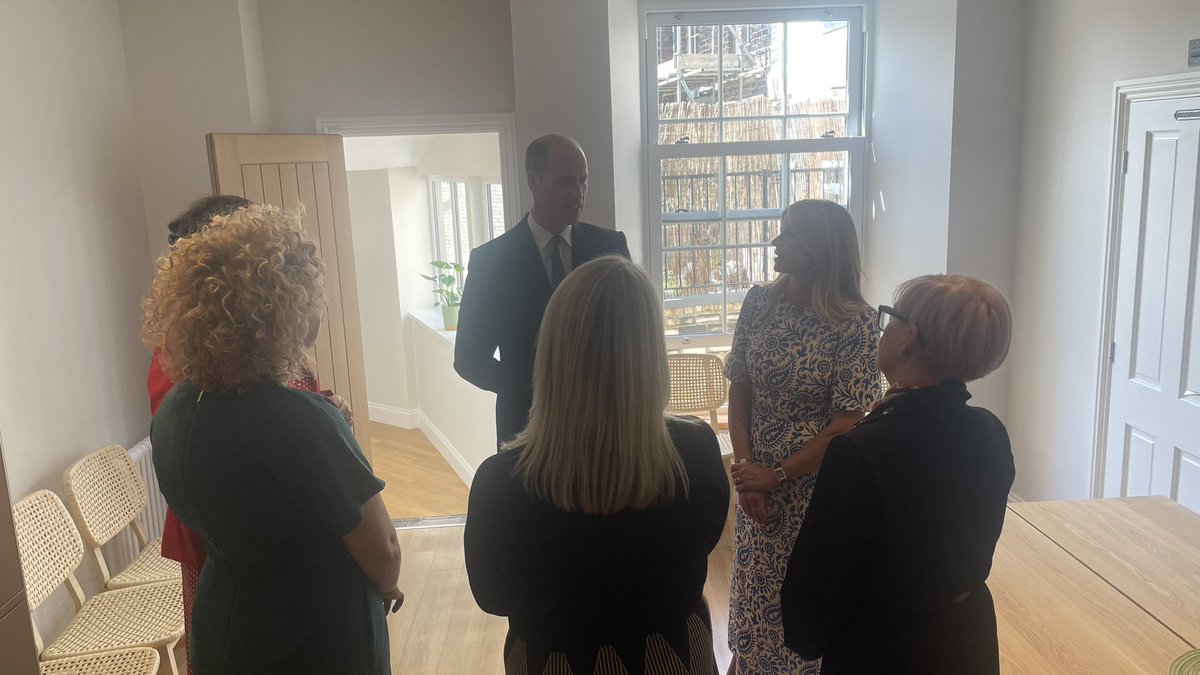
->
[992,497,1200,673]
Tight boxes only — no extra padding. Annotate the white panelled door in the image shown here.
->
[1103,95,1200,514]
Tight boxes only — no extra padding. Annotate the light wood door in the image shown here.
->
[207,133,372,461]
[1103,96,1200,513]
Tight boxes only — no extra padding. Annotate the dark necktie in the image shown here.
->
[550,235,567,288]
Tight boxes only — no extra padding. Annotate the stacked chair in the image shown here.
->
[62,445,180,590]
[37,647,160,675]
[12,446,184,675]
[665,352,734,456]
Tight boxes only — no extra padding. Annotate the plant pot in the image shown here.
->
[441,304,460,331]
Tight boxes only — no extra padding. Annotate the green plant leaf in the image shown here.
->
[419,273,437,282]
[451,262,465,273]
[431,260,452,269]
[439,273,457,287]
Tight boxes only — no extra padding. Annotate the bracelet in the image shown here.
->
[774,464,789,482]
[732,458,752,465]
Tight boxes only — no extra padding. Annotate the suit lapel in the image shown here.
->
[570,222,593,269]
[511,216,553,299]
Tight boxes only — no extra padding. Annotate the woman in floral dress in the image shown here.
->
[725,200,880,673]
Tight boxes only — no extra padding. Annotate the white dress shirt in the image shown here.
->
[527,212,573,283]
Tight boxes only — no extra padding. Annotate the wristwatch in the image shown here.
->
[774,464,788,483]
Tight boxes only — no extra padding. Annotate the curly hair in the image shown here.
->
[142,204,325,392]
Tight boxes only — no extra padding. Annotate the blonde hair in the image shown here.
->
[894,274,1012,381]
[509,256,688,514]
[765,199,867,325]
[141,204,325,392]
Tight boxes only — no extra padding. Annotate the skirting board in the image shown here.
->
[1008,491,1024,503]
[418,412,476,487]
[368,403,419,429]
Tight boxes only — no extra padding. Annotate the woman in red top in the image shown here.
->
[147,195,352,673]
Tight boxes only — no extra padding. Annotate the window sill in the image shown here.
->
[411,307,458,346]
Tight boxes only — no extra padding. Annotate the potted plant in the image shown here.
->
[420,260,466,330]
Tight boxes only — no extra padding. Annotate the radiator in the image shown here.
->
[103,436,168,571]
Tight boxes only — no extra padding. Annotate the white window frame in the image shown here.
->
[643,6,868,349]
[429,178,470,269]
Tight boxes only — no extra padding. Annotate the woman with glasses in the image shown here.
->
[780,274,1015,674]
[725,199,880,674]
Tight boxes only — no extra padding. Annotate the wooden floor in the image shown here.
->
[389,525,736,674]
[371,422,469,520]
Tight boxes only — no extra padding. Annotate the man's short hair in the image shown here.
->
[525,134,579,179]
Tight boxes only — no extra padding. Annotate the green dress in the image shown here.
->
[152,380,388,675]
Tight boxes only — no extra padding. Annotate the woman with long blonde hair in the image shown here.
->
[144,205,401,674]
[725,199,881,673]
[465,255,730,674]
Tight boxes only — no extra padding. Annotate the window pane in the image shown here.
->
[658,121,719,145]
[720,23,784,115]
[725,154,783,211]
[663,248,723,300]
[785,21,850,137]
[437,181,455,263]
[454,182,470,266]
[661,157,721,214]
[726,246,775,295]
[789,151,849,204]
[657,24,720,113]
[721,118,783,142]
[665,303,725,336]
[725,219,781,246]
[664,221,722,248]
[487,183,505,238]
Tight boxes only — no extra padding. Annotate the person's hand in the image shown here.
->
[321,389,354,425]
[731,462,780,492]
[739,490,769,525]
[381,586,405,614]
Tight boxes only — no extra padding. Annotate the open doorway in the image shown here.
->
[339,125,513,523]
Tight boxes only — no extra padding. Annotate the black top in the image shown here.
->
[464,417,730,674]
[152,381,387,675]
[453,217,630,447]
[781,381,1014,675]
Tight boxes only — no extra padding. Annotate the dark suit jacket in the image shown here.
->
[780,380,1015,675]
[453,216,630,447]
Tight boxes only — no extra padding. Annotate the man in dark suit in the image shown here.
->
[454,133,631,448]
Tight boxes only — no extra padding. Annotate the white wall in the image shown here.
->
[416,134,503,179]
[411,322,497,484]
[609,0,647,263]
[391,169,435,412]
[510,0,618,231]
[944,0,1027,420]
[863,0,958,306]
[0,0,151,641]
[256,0,515,133]
[348,170,413,425]
[117,0,267,263]
[1008,0,1200,500]
[390,169,437,318]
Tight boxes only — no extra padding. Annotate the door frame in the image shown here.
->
[1091,72,1200,498]
[315,113,522,232]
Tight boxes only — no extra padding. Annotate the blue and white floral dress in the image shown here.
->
[724,285,880,674]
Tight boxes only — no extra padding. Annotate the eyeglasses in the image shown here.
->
[878,305,926,345]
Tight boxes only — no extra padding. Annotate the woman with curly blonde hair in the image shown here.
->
[144,204,401,675]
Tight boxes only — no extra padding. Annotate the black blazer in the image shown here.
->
[453,216,630,447]
[780,380,1015,675]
